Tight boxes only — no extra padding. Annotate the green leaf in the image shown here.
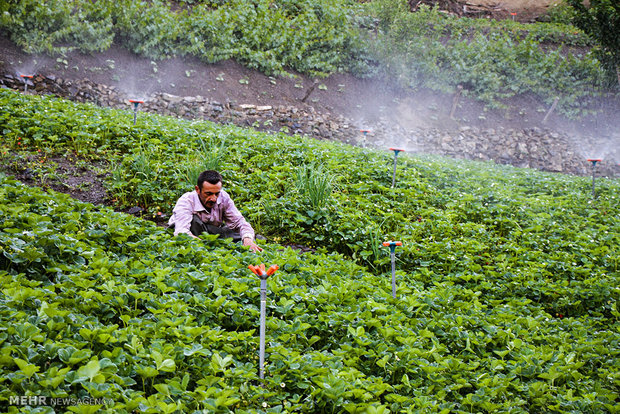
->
[14,358,39,378]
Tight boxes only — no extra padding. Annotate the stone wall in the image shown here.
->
[2,73,618,177]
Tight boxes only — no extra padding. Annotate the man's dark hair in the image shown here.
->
[197,170,222,188]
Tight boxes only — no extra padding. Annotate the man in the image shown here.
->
[168,170,262,252]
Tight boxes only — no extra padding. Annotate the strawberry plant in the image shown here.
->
[1,89,619,412]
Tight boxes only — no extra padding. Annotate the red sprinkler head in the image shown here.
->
[360,129,371,136]
[248,264,279,279]
[383,241,403,298]
[382,241,402,247]
[389,148,405,156]
[382,241,402,253]
[19,74,35,92]
[129,99,144,109]
[129,100,144,125]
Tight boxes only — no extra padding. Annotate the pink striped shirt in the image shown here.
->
[168,190,255,240]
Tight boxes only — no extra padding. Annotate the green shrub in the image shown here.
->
[369,4,603,116]
[0,0,113,54]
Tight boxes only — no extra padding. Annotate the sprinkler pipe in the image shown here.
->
[587,159,601,198]
[360,129,371,145]
[129,99,144,125]
[20,74,34,92]
[248,263,279,380]
[389,148,405,188]
[382,241,402,298]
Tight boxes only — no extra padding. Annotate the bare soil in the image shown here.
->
[2,33,616,137]
[412,0,562,21]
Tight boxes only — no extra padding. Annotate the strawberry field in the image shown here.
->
[0,89,619,413]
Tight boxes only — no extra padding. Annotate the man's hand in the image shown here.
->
[243,237,263,253]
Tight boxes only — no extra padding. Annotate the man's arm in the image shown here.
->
[169,193,199,238]
[222,196,262,252]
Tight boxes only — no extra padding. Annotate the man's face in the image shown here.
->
[196,181,222,209]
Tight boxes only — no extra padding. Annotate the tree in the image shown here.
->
[567,0,620,88]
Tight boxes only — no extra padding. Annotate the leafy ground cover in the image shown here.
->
[0,89,619,412]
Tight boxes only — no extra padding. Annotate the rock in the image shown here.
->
[161,93,183,103]
[2,69,610,177]
[128,206,144,215]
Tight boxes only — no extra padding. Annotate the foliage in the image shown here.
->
[0,0,369,77]
[0,90,619,412]
[294,164,334,210]
[0,0,610,114]
[567,0,620,88]
[544,0,577,25]
[0,0,113,54]
[366,2,604,117]
[112,0,182,60]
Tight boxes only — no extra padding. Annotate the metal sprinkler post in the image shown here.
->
[19,74,34,93]
[587,158,602,198]
[360,129,371,146]
[382,241,402,298]
[389,148,405,188]
[129,99,144,125]
[248,263,279,380]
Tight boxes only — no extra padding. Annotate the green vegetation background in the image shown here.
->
[0,0,614,117]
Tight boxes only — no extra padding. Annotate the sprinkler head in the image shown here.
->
[389,148,405,156]
[19,74,34,92]
[382,241,403,253]
[382,241,403,247]
[360,129,371,136]
[248,264,279,279]
[129,100,144,125]
[129,99,144,108]
[587,158,602,166]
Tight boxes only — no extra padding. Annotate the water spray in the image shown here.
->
[382,241,402,298]
[389,148,405,188]
[19,74,34,93]
[587,158,601,198]
[248,263,279,380]
[129,99,144,125]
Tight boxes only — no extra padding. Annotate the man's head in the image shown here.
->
[196,170,223,209]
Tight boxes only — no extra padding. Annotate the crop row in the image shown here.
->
[1,90,618,310]
[1,174,618,413]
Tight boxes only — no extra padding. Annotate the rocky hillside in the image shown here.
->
[2,71,618,178]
